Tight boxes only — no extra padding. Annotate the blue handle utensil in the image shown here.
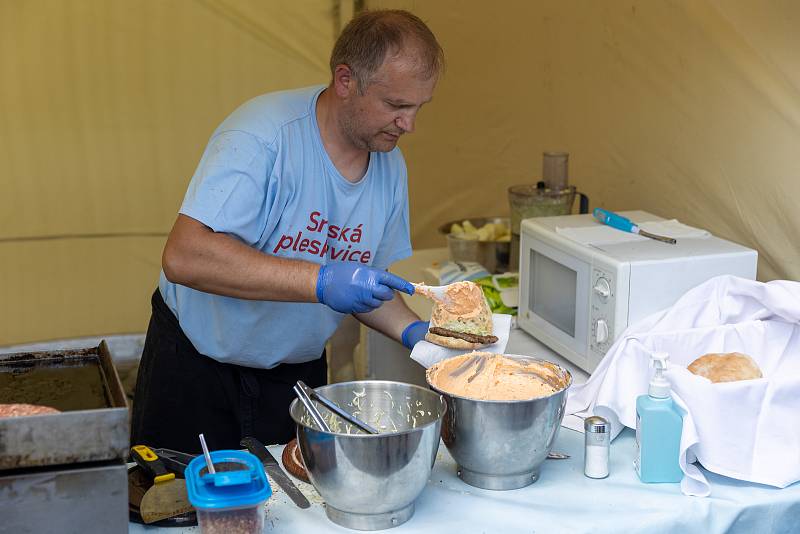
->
[593,208,677,244]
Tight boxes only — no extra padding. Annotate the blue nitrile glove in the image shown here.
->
[401,320,429,349]
[316,263,415,314]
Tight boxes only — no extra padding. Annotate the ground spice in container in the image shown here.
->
[185,452,271,534]
[196,507,264,534]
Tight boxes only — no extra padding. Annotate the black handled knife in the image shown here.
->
[240,437,310,509]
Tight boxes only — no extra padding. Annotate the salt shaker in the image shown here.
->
[584,415,610,479]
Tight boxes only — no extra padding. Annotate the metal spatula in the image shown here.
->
[131,445,193,524]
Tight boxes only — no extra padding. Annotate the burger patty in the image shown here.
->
[0,403,60,418]
[429,327,498,345]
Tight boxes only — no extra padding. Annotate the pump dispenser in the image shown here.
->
[648,353,671,398]
[634,353,684,483]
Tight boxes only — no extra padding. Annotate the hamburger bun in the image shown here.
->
[687,352,762,383]
[423,281,496,349]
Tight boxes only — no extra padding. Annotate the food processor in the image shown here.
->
[508,152,589,270]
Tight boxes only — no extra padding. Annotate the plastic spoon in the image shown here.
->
[413,283,454,304]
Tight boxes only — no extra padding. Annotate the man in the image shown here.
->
[131,10,442,452]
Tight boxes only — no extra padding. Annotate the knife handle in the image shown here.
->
[131,445,175,484]
[593,207,637,233]
[152,448,196,476]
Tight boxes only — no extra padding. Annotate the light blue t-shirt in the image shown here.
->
[159,85,412,368]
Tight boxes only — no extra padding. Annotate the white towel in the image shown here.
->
[556,219,710,246]
[556,225,644,246]
[565,275,800,496]
[639,219,711,239]
[410,314,512,368]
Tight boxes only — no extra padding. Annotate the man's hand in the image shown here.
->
[401,320,429,349]
[316,263,414,314]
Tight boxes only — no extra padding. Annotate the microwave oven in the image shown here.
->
[517,211,758,372]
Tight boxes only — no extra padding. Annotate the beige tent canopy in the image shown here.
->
[1,0,798,345]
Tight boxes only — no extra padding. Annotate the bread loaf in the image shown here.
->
[687,352,762,383]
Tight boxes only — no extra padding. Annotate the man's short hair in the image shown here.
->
[330,9,444,93]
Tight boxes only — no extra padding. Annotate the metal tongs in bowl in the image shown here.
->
[293,381,379,435]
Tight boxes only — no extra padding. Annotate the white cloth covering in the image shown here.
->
[410,314,512,368]
[638,219,711,239]
[566,275,800,496]
[556,219,710,246]
[131,428,800,534]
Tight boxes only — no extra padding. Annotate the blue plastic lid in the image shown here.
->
[185,450,271,510]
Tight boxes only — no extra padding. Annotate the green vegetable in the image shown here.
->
[474,276,517,316]
[494,274,518,289]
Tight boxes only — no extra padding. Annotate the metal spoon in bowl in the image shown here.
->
[295,381,379,435]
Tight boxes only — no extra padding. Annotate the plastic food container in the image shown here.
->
[185,450,271,534]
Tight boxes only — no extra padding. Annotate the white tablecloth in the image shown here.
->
[130,424,800,534]
[130,319,799,533]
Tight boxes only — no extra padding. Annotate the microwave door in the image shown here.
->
[522,240,591,369]
[531,251,578,337]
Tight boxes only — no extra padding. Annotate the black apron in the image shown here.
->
[130,289,327,453]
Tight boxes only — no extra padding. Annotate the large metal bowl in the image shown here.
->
[289,381,446,531]
[427,356,572,490]
[438,216,511,274]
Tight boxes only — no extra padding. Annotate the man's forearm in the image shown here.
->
[162,214,319,301]
[355,294,421,344]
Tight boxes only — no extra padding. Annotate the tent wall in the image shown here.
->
[2,1,799,346]
[370,0,800,282]
[0,1,337,345]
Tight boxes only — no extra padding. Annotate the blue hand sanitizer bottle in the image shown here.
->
[634,353,683,483]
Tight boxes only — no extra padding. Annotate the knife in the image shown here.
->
[593,208,677,244]
[240,437,310,509]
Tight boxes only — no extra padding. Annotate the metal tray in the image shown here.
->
[0,341,129,470]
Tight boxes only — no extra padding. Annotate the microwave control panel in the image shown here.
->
[590,268,615,355]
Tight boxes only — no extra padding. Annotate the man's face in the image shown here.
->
[339,54,437,152]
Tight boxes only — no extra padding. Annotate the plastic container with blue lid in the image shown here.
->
[185,450,271,534]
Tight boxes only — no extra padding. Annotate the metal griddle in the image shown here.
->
[0,341,129,470]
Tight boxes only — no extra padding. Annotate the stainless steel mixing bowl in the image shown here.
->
[289,380,446,531]
[427,356,572,490]
[438,216,511,274]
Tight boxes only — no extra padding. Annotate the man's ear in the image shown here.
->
[333,64,357,97]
